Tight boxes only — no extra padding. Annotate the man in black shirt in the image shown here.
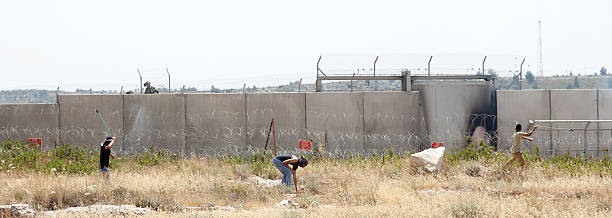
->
[272,154,308,193]
[100,137,116,180]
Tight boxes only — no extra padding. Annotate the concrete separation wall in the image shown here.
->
[363,92,424,153]
[2,91,431,156]
[246,93,305,154]
[185,94,246,156]
[496,90,551,153]
[58,95,123,151]
[306,92,364,156]
[550,89,598,156]
[598,90,612,156]
[0,104,58,149]
[497,89,611,157]
[124,94,185,154]
[413,81,495,150]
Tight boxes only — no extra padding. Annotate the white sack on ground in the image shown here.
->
[410,147,445,173]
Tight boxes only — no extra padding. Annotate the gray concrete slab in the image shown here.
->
[58,95,123,151]
[496,90,552,154]
[413,81,495,150]
[0,104,58,149]
[551,89,598,156]
[246,93,305,155]
[363,91,424,154]
[124,94,185,155]
[597,89,612,157]
[306,92,364,156]
[185,93,246,156]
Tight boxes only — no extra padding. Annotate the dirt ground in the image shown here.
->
[0,156,610,217]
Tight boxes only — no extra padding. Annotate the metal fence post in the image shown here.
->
[137,68,143,94]
[427,56,433,77]
[166,67,171,93]
[482,56,487,75]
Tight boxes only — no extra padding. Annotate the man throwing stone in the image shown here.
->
[504,123,538,169]
[100,136,116,181]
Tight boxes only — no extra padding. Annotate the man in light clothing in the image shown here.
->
[504,123,538,169]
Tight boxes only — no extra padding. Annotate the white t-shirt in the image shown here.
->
[511,132,527,154]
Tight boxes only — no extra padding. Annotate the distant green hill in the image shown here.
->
[497,75,612,90]
[0,89,118,104]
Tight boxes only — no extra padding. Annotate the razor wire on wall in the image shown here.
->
[1,92,611,157]
[0,110,518,157]
[2,117,611,158]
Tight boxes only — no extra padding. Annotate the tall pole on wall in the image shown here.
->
[166,67,171,93]
[350,73,355,92]
[316,56,324,92]
[519,58,525,90]
[298,78,302,92]
[482,56,487,75]
[137,68,143,94]
[373,56,378,77]
[427,56,433,77]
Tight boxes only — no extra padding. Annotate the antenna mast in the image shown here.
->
[537,20,544,77]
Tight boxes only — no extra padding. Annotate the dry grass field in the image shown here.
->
[0,141,611,217]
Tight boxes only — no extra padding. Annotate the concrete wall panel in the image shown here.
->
[496,90,551,154]
[58,95,123,151]
[124,94,185,154]
[550,89,597,120]
[0,104,58,149]
[185,94,246,156]
[413,81,495,150]
[306,92,364,156]
[598,90,612,156]
[551,89,597,156]
[364,91,423,153]
[246,93,305,154]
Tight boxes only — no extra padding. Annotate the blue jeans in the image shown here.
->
[273,158,292,186]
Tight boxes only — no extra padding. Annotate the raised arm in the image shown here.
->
[105,137,116,149]
[523,125,538,137]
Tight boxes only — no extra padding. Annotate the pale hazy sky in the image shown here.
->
[1,0,611,90]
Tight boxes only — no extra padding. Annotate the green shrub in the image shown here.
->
[136,196,162,211]
[462,161,482,177]
[445,142,497,167]
[0,140,180,174]
[135,147,179,166]
[450,200,481,218]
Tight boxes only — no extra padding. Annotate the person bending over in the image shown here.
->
[272,154,308,193]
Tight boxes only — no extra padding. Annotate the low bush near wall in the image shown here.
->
[444,142,611,175]
[0,140,178,174]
